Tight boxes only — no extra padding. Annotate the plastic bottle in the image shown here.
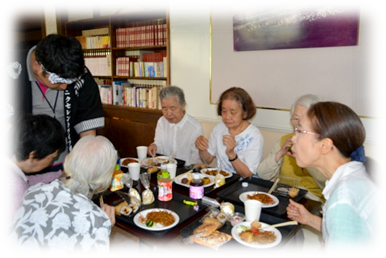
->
[189,172,204,199]
[158,164,168,180]
[157,168,173,201]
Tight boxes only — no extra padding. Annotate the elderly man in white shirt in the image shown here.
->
[148,86,203,166]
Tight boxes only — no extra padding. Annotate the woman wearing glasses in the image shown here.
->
[287,102,375,249]
[257,94,327,201]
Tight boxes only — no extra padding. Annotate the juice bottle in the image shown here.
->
[189,172,204,199]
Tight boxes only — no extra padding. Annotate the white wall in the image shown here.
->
[169,5,380,160]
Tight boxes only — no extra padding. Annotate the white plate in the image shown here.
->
[200,168,233,179]
[239,191,279,208]
[140,156,177,168]
[133,208,179,231]
[120,157,139,167]
[231,222,282,248]
[174,172,215,188]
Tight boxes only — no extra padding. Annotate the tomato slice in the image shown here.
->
[250,228,260,234]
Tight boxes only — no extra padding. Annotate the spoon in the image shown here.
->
[260,221,298,230]
[267,177,280,194]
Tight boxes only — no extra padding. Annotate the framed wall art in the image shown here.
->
[233,7,359,51]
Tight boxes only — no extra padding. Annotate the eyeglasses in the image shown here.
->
[294,127,319,136]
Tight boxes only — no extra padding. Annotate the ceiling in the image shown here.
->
[5,4,42,31]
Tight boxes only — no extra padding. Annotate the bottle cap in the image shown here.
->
[192,173,200,179]
[115,164,120,170]
[162,171,170,178]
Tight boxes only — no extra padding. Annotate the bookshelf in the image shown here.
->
[65,10,169,157]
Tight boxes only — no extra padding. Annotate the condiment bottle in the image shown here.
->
[189,172,204,199]
[158,169,173,201]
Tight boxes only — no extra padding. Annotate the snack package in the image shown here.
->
[129,188,142,206]
[220,202,235,220]
[110,170,124,191]
[186,217,232,250]
[142,190,154,205]
[192,230,233,250]
[140,172,155,205]
[214,174,225,188]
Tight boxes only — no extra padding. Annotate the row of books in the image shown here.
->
[98,79,166,109]
[76,35,111,49]
[85,50,112,76]
[115,57,167,77]
[115,23,167,48]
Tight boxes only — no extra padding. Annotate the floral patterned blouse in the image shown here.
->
[12,180,111,251]
[208,121,264,175]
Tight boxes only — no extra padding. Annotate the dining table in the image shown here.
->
[93,157,323,251]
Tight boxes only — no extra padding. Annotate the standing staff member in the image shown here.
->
[14,34,104,172]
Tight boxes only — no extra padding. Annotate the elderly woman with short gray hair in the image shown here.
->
[148,85,204,165]
[12,135,117,251]
[257,94,327,201]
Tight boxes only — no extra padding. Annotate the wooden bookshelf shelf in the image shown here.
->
[66,9,170,157]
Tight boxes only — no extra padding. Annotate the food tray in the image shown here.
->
[180,203,298,250]
[216,177,307,217]
[98,189,207,237]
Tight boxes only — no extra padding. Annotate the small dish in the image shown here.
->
[120,206,132,216]
[120,157,139,167]
[230,212,245,226]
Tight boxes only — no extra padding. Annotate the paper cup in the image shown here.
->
[244,199,263,222]
[166,163,177,179]
[136,146,148,161]
[128,162,141,181]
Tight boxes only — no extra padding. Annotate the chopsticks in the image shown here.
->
[268,178,280,195]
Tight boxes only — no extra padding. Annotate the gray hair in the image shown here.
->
[290,94,320,116]
[63,135,117,198]
[159,86,186,106]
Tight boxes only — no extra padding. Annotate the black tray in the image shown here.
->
[180,203,298,250]
[99,189,207,237]
[216,177,307,217]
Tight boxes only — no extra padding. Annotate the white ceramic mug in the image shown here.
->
[166,163,177,179]
[244,199,263,222]
[128,162,141,181]
[136,146,148,161]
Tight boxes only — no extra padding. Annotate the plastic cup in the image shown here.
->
[166,163,177,179]
[244,199,263,222]
[136,146,148,161]
[128,162,141,181]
